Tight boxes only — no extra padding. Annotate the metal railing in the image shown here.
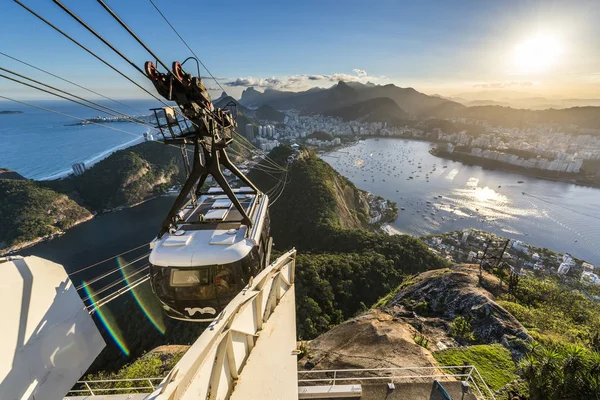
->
[66,377,165,396]
[298,365,496,400]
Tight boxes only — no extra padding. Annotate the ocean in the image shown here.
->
[0,99,162,180]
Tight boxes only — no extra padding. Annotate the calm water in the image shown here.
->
[0,99,161,180]
[323,138,600,265]
[21,196,174,286]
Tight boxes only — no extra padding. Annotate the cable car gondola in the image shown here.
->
[149,187,271,321]
[143,60,272,321]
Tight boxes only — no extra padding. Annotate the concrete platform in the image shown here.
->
[300,381,478,400]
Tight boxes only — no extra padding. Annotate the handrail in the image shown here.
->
[66,377,166,397]
[298,365,496,400]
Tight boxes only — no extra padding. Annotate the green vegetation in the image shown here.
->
[520,343,600,399]
[44,142,187,211]
[249,147,449,338]
[79,347,186,394]
[0,179,91,251]
[449,316,476,343]
[492,274,600,398]
[309,131,334,141]
[497,276,600,347]
[433,344,518,393]
[414,333,429,349]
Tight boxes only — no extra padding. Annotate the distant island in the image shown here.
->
[0,110,23,114]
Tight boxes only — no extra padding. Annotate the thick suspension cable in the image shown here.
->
[147,0,227,94]
[0,67,158,130]
[13,0,180,115]
[95,0,184,87]
[0,95,143,139]
[46,0,199,130]
[0,72,128,117]
[0,51,144,115]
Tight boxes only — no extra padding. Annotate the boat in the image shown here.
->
[517,180,524,184]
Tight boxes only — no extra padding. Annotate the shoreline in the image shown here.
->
[37,136,145,181]
[431,148,600,190]
[0,213,95,256]
[327,135,599,190]
[1,192,176,256]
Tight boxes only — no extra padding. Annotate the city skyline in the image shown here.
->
[1,0,599,101]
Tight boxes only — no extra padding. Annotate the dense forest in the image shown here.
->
[0,179,91,252]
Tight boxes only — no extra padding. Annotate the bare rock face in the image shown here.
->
[387,267,531,356]
[299,309,441,372]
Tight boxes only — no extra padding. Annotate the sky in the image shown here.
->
[1,0,599,102]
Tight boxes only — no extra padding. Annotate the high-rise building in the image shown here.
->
[72,162,86,176]
[245,124,254,140]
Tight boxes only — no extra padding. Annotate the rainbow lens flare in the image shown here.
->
[117,256,165,334]
[82,281,130,356]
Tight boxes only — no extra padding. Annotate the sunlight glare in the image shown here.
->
[513,34,562,73]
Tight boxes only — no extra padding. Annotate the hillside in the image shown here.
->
[44,142,187,211]
[433,104,600,130]
[0,168,26,180]
[248,147,450,338]
[325,97,409,124]
[0,179,92,254]
[254,104,286,122]
[304,261,600,399]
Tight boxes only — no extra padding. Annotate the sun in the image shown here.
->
[513,34,562,73]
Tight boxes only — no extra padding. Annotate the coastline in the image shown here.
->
[0,192,177,256]
[0,213,95,256]
[430,148,600,190]
[38,136,144,181]
[324,135,599,190]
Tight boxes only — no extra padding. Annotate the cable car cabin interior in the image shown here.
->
[149,187,271,322]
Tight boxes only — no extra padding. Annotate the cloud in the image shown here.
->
[473,81,535,88]
[224,68,381,90]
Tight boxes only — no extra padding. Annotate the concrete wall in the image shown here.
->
[0,256,105,400]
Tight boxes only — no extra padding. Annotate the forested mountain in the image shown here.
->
[44,142,187,211]
[325,97,409,124]
[254,104,286,122]
[0,179,92,254]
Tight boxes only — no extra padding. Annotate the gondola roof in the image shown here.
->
[149,187,268,267]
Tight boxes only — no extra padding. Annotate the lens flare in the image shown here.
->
[83,282,130,356]
[117,256,165,334]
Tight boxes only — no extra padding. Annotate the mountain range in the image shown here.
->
[237,82,600,130]
[239,81,461,118]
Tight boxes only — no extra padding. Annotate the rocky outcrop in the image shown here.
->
[385,266,531,357]
[299,309,441,371]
